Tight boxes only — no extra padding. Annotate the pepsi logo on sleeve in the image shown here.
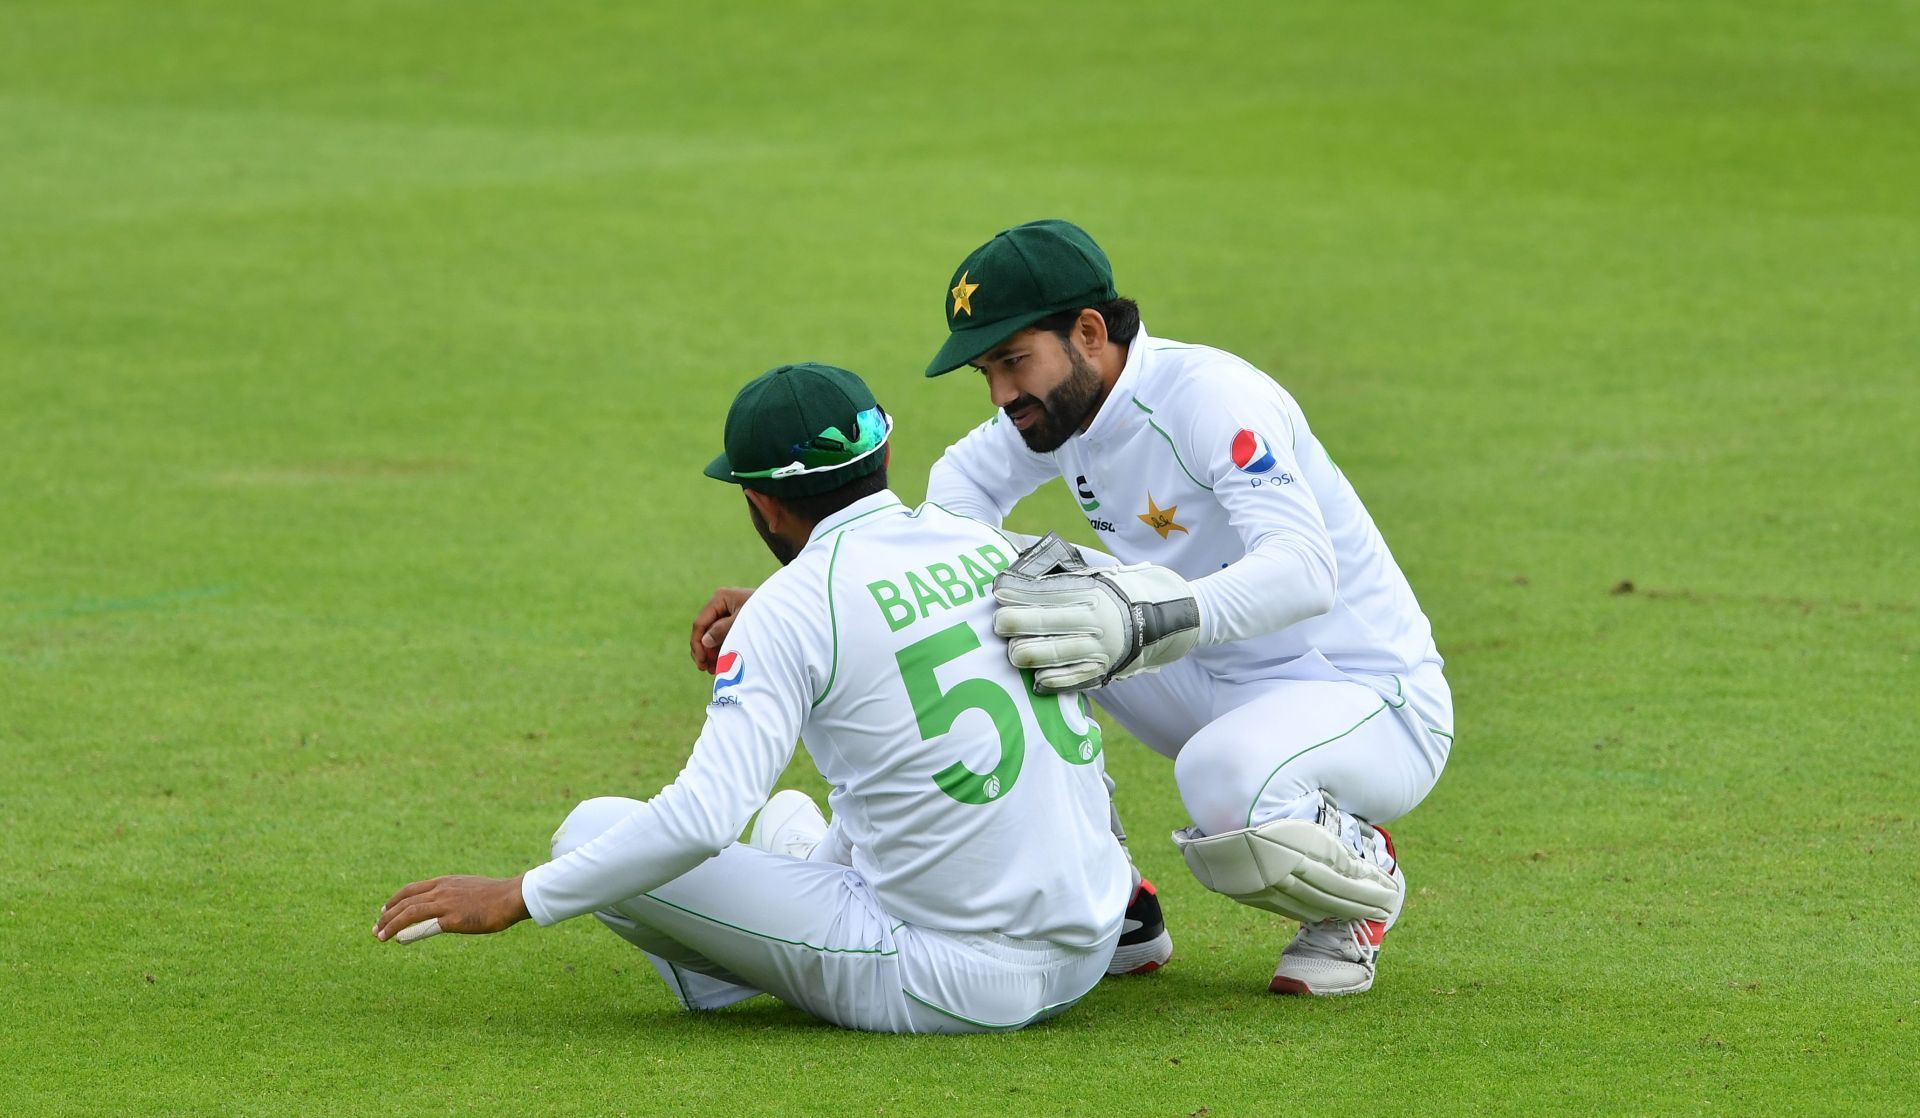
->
[710,651,745,705]
[1231,429,1277,474]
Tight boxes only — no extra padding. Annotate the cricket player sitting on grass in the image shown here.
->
[373,363,1132,1034]
[920,220,1455,997]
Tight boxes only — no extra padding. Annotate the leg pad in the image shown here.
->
[1172,818,1399,923]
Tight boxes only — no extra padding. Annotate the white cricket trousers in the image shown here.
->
[549,797,1119,1035]
[1092,653,1453,836]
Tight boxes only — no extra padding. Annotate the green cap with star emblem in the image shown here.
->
[924,219,1118,377]
[704,363,892,498]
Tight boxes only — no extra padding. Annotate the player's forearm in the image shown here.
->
[1189,535,1336,646]
[925,453,1010,525]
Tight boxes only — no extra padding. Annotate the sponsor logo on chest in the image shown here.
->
[1076,475,1120,532]
[1075,475,1100,511]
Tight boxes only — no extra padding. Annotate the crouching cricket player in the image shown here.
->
[923,220,1456,996]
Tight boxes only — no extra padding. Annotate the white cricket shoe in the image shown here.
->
[1270,817,1403,996]
[749,789,828,859]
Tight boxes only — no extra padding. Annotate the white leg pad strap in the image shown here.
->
[1172,819,1399,924]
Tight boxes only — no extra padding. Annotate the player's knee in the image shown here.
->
[1173,735,1271,837]
[551,796,643,859]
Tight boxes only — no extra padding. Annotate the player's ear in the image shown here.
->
[743,487,781,530]
[1075,307,1110,358]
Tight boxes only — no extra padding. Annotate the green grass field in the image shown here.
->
[4,2,1917,1113]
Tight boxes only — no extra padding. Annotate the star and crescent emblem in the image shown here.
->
[1138,493,1188,539]
[950,271,979,317]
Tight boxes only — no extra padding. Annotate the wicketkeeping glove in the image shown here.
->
[991,533,1202,694]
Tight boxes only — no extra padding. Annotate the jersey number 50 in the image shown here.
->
[894,620,1104,805]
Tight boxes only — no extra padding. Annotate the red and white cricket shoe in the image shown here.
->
[1269,824,1402,996]
[1107,877,1174,976]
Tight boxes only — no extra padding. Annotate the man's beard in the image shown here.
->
[1008,345,1106,453]
[748,499,800,566]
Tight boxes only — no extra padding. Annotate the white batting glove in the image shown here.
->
[991,533,1202,694]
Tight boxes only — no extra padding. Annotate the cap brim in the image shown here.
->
[703,451,740,484]
[923,310,1053,377]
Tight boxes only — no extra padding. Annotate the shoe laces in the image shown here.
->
[1315,795,1396,876]
[1289,918,1367,963]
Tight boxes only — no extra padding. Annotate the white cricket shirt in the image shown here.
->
[521,491,1130,947]
[925,326,1444,688]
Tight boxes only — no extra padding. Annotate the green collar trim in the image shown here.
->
[809,497,905,543]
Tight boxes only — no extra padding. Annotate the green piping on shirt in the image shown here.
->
[1130,398,1213,491]
[814,530,850,708]
[925,500,1022,554]
[813,500,904,540]
[812,502,904,707]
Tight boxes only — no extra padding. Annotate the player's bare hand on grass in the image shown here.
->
[373,874,530,943]
[690,587,754,672]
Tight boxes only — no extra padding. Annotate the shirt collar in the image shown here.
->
[1077,322,1153,445]
[806,488,907,547]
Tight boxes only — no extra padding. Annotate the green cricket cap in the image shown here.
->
[924,219,1118,377]
[703,363,891,498]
